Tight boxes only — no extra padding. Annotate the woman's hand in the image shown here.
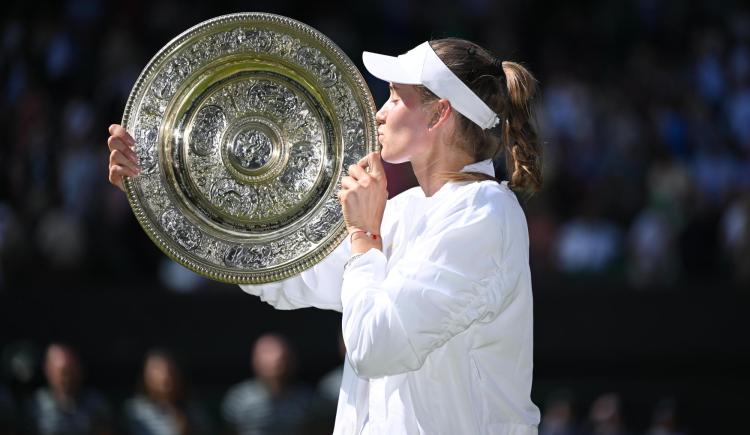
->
[107,124,140,192]
[338,152,388,253]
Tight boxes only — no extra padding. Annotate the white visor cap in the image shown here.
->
[362,41,501,130]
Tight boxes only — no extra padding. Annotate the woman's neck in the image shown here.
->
[410,146,474,197]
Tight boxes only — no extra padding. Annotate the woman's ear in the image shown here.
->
[428,99,453,130]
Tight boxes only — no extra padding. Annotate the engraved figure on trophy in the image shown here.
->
[160,209,202,251]
[190,105,227,157]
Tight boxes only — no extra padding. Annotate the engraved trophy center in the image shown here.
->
[232,129,272,169]
[227,122,276,173]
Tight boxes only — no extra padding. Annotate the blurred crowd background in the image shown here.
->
[1,0,749,434]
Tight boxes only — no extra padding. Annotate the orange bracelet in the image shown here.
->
[350,230,380,242]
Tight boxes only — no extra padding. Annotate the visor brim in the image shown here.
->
[362,51,422,85]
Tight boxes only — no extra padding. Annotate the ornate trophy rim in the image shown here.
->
[122,12,378,284]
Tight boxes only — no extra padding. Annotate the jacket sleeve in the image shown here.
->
[239,238,350,312]
[341,199,507,378]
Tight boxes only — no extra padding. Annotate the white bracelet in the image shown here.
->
[344,253,365,271]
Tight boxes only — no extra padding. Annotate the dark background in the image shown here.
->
[1,0,749,433]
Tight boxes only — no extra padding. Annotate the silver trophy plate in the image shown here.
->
[122,13,378,284]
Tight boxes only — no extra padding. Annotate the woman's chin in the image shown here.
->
[380,148,406,165]
[380,150,393,164]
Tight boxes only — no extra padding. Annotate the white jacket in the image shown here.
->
[241,160,540,434]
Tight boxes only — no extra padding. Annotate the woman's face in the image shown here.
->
[376,83,433,164]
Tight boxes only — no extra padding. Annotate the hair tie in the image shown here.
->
[493,57,508,86]
[492,57,504,72]
[467,46,477,56]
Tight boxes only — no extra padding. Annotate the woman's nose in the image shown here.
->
[375,104,387,125]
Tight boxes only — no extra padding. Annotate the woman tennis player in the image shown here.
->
[108,37,542,434]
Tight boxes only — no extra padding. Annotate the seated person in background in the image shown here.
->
[539,390,580,435]
[123,349,211,435]
[26,343,113,435]
[221,333,314,435]
[584,393,630,435]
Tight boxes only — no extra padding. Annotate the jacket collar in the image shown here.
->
[460,159,495,177]
[427,159,497,199]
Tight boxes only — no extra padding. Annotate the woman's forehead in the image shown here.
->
[389,83,417,95]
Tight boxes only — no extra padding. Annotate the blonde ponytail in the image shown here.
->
[501,61,542,193]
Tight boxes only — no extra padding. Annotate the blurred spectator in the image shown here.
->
[58,98,99,218]
[0,203,26,290]
[221,333,314,435]
[26,343,114,435]
[0,384,16,435]
[645,398,686,435]
[645,160,690,234]
[539,390,580,435]
[555,213,622,275]
[1,341,40,408]
[626,206,679,288]
[123,349,211,435]
[582,393,629,435]
[720,194,750,285]
[526,200,559,273]
[34,209,87,271]
[157,259,208,294]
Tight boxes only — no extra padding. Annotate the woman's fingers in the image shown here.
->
[339,153,388,237]
[110,149,140,173]
[367,152,385,178]
[109,165,137,192]
[106,134,129,152]
[341,175,358,190]
[107,124,138,163]
[108,124,135,145]
[107,136,139,163]
[348,163,366,180]
[346,167,374,188]
[109,147,140,193]
[110,164,137,181]
[356,152,385,179]
[356,154,369,168]
[106,124,140,192]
